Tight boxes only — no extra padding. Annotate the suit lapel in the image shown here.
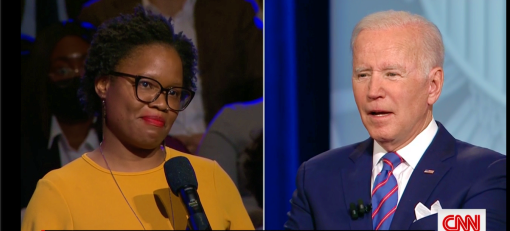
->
[390,121,456,230]
[341,138,374,230]
[37,135,62,176]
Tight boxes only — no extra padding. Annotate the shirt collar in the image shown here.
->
[47,115,99,150]
[48,115,63,149]
[373,117,439,169]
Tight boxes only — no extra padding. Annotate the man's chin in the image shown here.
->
[368,130,395,144]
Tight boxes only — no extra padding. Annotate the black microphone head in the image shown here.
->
[350,203,358,220]
[358,199,366,214]
[164,156,198,196]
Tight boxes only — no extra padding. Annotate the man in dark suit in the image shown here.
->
[284,10,506,230]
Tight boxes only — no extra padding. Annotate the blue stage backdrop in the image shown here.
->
[264,0,330,229]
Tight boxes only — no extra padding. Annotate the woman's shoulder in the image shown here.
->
[41,154,93,183]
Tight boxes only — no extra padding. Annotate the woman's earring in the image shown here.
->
[102,99,106,120]
[160,139,166,152]
[101,99,106,142]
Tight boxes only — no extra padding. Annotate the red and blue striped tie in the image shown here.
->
[372,152,403,230]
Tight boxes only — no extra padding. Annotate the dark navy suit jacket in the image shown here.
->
[285,121,506,230]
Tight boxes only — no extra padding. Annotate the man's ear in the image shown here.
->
[427,67,444,105]
[95,76,111,99]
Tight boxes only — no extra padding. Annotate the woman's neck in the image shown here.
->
[97,128,166,172]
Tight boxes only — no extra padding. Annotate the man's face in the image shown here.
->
[351,26,436,151]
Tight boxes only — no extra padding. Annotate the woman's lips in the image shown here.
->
[141,117,165,127]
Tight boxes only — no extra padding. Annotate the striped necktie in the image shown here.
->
[372,152,403,230]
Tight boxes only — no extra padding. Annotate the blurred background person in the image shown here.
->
[21,0,92,38]
[242,130,263,230]
[197,97,263,227]
[21,34,35,89]
[77,0,263,154]
[21,0,92,54]
[20,19,99,221]
[21,6,254,230]
[21,0,92,113]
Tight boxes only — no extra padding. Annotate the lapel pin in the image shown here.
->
[424,169,434,174]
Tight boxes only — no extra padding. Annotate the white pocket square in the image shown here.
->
[414,200,442,222]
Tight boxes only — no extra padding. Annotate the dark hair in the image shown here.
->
[78,5,198,116]
[243,131,263,208]
[21,19,97,141]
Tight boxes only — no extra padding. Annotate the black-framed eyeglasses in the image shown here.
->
[110,71,195,111]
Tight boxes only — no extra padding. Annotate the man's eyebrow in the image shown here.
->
[355,67,371,73]
[380,64,406,71]
[52,54,87,62]
[354,64,406,73]
[53,57,73,62]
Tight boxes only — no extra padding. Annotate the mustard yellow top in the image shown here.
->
[21,147,254,230]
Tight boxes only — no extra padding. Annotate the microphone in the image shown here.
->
[164,156,211,230]
[357,199,367,215]
[349,199,372,220]
[350,203,359,220]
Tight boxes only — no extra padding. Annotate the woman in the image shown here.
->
[21,5,254,230]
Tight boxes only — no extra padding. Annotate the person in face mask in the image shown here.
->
[47,39,91,124]
[21,19,99,221]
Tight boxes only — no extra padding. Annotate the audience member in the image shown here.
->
[196,97,263,227]
[21,0,92,38]
[21,34,35,91]
[242,130,263,229]
[21,19,99,218]
[77,0,263,154]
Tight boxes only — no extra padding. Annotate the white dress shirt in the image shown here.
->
[23,116,99,222]
[371,118,439,205]
[47,115,99,166]
[143,0,207,136]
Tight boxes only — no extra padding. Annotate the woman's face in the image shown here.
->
[104,44,183,149]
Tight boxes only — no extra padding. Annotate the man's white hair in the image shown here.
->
[351,10,444,76]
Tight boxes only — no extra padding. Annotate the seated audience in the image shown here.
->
[21,19,99,220]
[197,97,263,227]
[242,130,263,229]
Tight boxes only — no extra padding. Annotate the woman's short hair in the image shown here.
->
[78,5,198,116]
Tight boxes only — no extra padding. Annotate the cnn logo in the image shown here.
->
[438,209,486,231]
